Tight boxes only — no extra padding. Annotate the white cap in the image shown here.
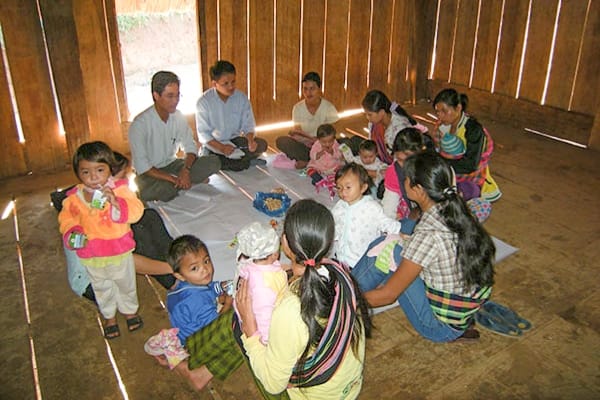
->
[236,222,280,261]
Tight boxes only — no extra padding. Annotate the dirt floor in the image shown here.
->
[1,106,599,399]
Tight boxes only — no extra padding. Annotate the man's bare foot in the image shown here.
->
[174,363,214,391]
[295,160,308,169]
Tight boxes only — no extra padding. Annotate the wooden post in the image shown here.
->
[38,0,91,157]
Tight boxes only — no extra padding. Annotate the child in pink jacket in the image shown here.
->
[234,222,288,344]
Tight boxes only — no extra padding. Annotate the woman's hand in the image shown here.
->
[236,278,259,338]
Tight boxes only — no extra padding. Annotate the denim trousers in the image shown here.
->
[351,236,462,342]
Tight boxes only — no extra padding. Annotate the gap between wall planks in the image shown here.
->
[2,0,599,180]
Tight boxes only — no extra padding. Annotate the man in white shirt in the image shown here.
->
[129,71,221,202]
[195,60,267,171]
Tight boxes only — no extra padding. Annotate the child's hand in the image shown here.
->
[101,187,118,208]
[218,293,233,314]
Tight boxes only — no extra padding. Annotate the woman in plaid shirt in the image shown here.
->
[356,151,495,342]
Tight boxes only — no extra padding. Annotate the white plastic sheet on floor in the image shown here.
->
[149,155,518,313]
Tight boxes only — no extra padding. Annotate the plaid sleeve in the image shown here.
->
[401,231,437,269]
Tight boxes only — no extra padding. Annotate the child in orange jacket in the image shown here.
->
[58,141,145,339]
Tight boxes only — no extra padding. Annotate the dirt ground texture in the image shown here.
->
[0,105,599,399]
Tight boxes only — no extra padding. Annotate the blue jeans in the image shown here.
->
[398,277,463,342]
[352,236,463,343]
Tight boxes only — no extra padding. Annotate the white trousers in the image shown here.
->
[85,254,139,319]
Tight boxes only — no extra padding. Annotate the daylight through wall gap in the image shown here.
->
[429,0,441,79]
[387,0,396,84]
[568,0,591,111]
[541,0,561,105]
[0,24,25,143]
[468,0,482,88]
[273,0,277,100]
[448,0,461,82]
[516,0,532,99]
[366,0,374,87]
[491,0,506,93]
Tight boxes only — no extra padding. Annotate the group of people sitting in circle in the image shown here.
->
[54,59,502,399]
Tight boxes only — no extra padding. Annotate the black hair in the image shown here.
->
[433,88,468,113]
[361,89,416,125]
[392,127,425,153]
[302,71,321,88]
[151,71,180,95]
[283,199,372,372]
[210,60,236,81]
[112,151,130,176]
[358,139,377,153]
[316,123,336,139]
[72,141,117,180]
[403,152,494,287]
[335,162,373,194]
[167,234,209,273]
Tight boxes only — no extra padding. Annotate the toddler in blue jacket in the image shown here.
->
[144,234,232,369]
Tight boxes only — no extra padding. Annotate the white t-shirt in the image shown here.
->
[292,98,339,136]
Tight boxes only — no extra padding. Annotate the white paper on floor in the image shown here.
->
[149,155,519,314]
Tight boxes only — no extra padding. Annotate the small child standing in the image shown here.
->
[306,124,344,190]
[58,141,145,339]
[144,235,232,369]
[331,163,402,269]
[234,222,288,344]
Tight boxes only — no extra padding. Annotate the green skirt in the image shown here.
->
[185,310,244,380]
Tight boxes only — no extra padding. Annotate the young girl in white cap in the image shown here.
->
[234,221,288,344]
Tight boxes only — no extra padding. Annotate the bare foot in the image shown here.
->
[295,160,308,169]
[174,363,214,391]
[153,355,169,368]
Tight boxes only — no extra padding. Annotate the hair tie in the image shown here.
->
[390,101,398,112]
[442,186,457,198]
[304,259,316,267]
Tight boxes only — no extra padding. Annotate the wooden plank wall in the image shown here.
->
[197,0,434,125]
[428,0,600,146]
[1,0,598,179]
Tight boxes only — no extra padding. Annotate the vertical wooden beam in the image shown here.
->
[301,0,325,75]
[104,0,129,127]
[38,0,91,157]
[248,0,274,124]
[275,0,301,117]
[345,0,370,109]
[0,0,67,172]
[72,0,123,153]
[412,0,436,102]
[324,0,349,110]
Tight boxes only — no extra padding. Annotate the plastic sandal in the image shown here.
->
[104,324,120,340]
[475,311,522,338]
[482,301,532,331]
[126,315,144,332]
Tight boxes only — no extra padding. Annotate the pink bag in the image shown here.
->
[272,153,297,169]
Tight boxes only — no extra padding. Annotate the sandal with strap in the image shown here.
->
[104,324,120,340]
[126,315,144,332]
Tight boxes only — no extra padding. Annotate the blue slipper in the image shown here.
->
[482,301,532,331]
[475,311,522,338]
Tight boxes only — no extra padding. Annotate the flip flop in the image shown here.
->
[482,301,532,331]
[475,311,522,338]
[104,324,120,340]
[126,315,144,332]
